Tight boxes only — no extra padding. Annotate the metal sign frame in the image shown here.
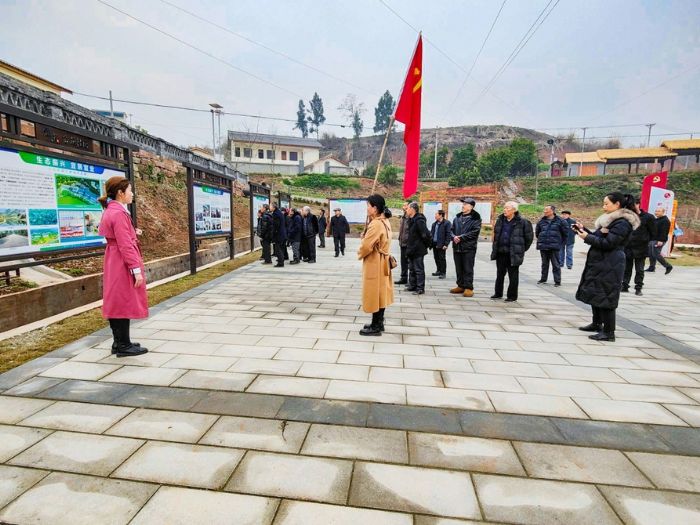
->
[277,191,291,210]
[0,104,133,267]
[249,182,271,252]
[185,165,236,275]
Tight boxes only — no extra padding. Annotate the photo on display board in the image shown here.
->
[0,208,27,227]
[55,175,101,209]
[0,229,29,248]
[83,211,103,237]
[28,209,58,226]
[30,228,59,246]
[58,210,85,239]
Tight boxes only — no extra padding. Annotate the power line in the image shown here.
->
[537,123,650,131]
[444,0,508,115]
[94,0,304,99]
[468,0,560,110]
[69,91,350,127]
[377,0,519,113]
[548,131,698,141]
[157,0,378,97]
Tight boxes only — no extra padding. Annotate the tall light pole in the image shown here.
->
[209,103,223,161]
[433,127,439,178]
[579,127,587,177]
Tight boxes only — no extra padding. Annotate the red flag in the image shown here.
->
[395,35,423,199]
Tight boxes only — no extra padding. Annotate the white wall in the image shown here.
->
[230,140,320,167]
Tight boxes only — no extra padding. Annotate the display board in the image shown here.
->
[0,146,125,258]
[447,201,493,224]
[648,186,675,257]
[280,198,290,209]
[328,198,367,224]
[422,201,442,229]
[252,194,270,215]
[193,184,231,235]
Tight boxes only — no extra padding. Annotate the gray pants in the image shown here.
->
[291,241,301,261]
[648,241,671,270]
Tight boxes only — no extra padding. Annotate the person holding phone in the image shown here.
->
[574,192,640,342]
[98,176,148,357]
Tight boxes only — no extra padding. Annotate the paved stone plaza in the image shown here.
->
[1,238,700,524]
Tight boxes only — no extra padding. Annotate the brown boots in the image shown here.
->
[463,289,474,297]
[450,287,464,294]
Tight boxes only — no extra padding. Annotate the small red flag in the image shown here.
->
[395,35,423,199]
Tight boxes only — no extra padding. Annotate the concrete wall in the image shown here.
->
[0,236,257,334]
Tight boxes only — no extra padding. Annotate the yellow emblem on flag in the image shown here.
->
[413,67,422,93]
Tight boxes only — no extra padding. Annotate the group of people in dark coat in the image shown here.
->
[256,205,351,265]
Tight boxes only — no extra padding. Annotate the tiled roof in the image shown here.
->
[228,131,322,149]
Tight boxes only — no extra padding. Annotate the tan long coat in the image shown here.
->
[358,217,395,313]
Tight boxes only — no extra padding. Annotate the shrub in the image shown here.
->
[378,165,400,185]
[289,174,360,190]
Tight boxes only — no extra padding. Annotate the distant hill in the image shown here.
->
[320,125,557,166]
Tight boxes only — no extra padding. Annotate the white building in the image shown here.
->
[228,131,322,175]
[304,155,355,176]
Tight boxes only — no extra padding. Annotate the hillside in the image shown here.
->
[320,125,556,166]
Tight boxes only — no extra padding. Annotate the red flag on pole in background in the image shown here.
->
[395,34,423,199]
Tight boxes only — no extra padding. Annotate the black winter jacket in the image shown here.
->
[430,219,452,249]
[576,209,640,309]
[259,212,273,242]
[272,208,287,243]
[625,211,655,258]
[654,215,671,242]
[288,212,302,242]
[318,214,327,234]
[302,214,319,238]
[398,215,410,248]
[450,210,482,252]
[536,215,569,251]
[330,215,350,237]
[406,213,431,258]
[562,217,577,245]
[490,213,534,267]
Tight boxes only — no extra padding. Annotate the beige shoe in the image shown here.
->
[450,287,465,294]
[463,289,474,297]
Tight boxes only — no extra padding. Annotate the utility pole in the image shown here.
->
[579,127,587,176]
[217,111,223,162]
[645,123,655,147]
[209,103,223,161]
[109,90,114,118]
[686,133,694,169]
[433,127,438,178]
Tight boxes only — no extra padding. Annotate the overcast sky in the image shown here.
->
[2,0,699,148]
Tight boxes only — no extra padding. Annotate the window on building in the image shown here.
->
[243,147,252,158]
[234,147,241,157]
[289,151,298,162]
[0,113,7,133]
[258,149,264,159]
[281,151,287,161]
[266,149,274,160]
[20,120,36,138]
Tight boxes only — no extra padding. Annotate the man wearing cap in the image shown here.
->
[450,198,482,297]
[430,210,451,279]
[329,207,350,257]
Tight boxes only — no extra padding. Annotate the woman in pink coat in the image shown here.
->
[98,176,148,357]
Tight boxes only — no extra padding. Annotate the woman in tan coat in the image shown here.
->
[358,194,395,336]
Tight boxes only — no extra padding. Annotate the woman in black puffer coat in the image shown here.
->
[574,192,640,342]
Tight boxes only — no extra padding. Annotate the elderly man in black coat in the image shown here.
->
[450,198,482,297]
[287,208,303,264]
[259,204,274,264]
[490,202,534,302]
[405,202,431,295]
[429,210,451,279]
[270,202,287,267]
[646,207,674,274]
[623,199,655,295]
[536,204,570,287]
[301,206,319,263]
[318,209,327,248]
[329,208,350,257]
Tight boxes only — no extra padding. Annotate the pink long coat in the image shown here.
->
[98,201,148,319]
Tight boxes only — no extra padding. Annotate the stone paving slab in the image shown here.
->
[2,239,700,522]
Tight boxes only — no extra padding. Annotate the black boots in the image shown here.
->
[589,332,616,342]
[360,309,385,336]
[578,323,602,332]
[110,319,148,358]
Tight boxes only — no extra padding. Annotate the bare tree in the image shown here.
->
[338,93,365,140]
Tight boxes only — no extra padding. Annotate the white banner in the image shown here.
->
[251,194,270,227]
[329,198,367,224]
[422,201,442,229]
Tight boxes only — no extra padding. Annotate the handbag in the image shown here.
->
[379,220,398,270]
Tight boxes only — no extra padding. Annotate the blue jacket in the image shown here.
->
[430,219,452,249]
[535,215,569,251]
[562,217,577,245]
[272,208,287,243]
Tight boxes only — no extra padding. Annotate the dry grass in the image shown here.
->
[671,250,700,267]
[0,251,259,374]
